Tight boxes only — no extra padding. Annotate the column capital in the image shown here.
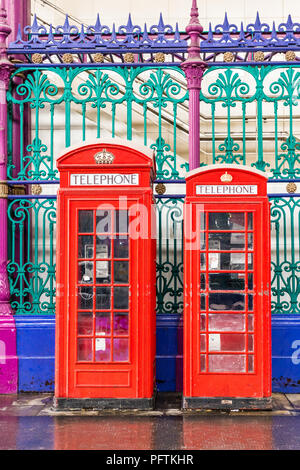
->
[181,60,206,89]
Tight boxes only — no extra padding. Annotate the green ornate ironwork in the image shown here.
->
[270,197,300,315]
[6,64,300,316]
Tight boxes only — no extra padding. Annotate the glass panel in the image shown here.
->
[95,338,111,362]
[114,236,129,258]
[248,253,253,269]
[95,312,111,335]
[114,261,129,283]
[77,312,93,335]
[200,274,206,290]
[113,338,129,361]
[78,261,94,283]
[96,210,111,234]
[208,233,245,251]
[208,252,245,271]
[200,232,206,250]
[200,355,206,372]
[209,273,245,291]
[96,260,111,283]
[209,354,246,373]
[209,213,245,231]
[200,253,206,270]
[248,233,253,249]
[114,313,129,335]
[248,213,253,230]
[79,210,94,233]
[248,355,254,372]
[115,210,129,233]
[218,334,246,352]
[200,314,206,330]
[77,338,93,361]
[200,295,206,311]
[209,293,245,311]
[78,286,93,309]
[96,287,111,309]
[114,287,129,309]
[248,314,254,331]
[208,314,245,332]
[200,334,206,351]
[96,237,111,258]
[248,294,254,311]
[78,235,94,259]
[248,334,254,352]
[248,273,253,290]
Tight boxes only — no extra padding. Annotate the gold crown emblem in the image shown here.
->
[94,149,115,164]
[220,171,233,182]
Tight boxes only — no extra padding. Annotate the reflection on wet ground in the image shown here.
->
[0,393,300,450]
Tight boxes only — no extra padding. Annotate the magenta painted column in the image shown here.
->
[181,0,207,170]
[0,0,17,393]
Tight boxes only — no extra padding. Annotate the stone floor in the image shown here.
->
[0,392,300,450]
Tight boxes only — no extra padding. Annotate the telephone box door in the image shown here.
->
[184,201,271,405]
[66,197,150,399]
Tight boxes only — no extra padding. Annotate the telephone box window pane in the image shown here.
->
[95,338,111,362]
[95,312,111,335]
[248,314,254,331]
[248,253,253,269]
[216,334,246,352]
[208,253,245,271]
[200,335,206,351]
[209,213,244,231]
[209,354,246,373]
[114,236,129,258]
[78,286,93,309]
[78,236,94,259]
[78,261,94,284]
[209,293,245,311]
[208,314,245,332]
[114,313,129,335]
[200,314,206,330]
[78,312,93,335]
[113,338,129,362]
[96,237,111,259]
[114,287,129,309]
[200,295,206,311]
[248,294,254,311]
[96,287,111,309]
[248,273,253,290]
[115,210,129,233]
[200,355,206,372]
[200,253,206,270]
[248,355,254,372]
[248,213,253,230]
[96,261,111,283]
[209,273,245,291]
[114,261,129,283]
[248,334,254,352]
[200,274,206,290]
[79,210,94,233]
[208,233,245,251]
[96,210,111,234]
[248,233,253,249]
[77,338,93,361]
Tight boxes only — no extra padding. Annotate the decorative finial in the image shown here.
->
[183,0,204,63]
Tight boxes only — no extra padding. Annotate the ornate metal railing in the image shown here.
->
[6,63,300,316]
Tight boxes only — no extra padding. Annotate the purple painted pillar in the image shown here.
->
[0,0,16,393]
[181,0,207,170]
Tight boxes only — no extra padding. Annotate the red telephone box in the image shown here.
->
[54,141,156,409]
[183,165,271,410]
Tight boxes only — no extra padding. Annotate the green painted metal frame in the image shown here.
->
[6,64,300,316]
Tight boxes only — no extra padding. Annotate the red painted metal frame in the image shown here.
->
[184,166,271,401]
[55,142,156,401]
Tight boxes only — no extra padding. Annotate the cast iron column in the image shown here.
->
[0,0,17,392]
[181,0,207,170]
